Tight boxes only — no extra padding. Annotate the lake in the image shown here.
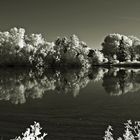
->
[0,67,140,140]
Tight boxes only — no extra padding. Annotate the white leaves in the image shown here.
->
[94,50,105,63]
[70,34,80,48]
[122,35,133,47]
[10,27,26,49]
[25,34,45,47]
[104,125,114,140]
[104,120,140,140]
[12,122,47,140]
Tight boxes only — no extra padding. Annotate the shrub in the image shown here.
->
[12,122,47,140]
[104,120,140,140]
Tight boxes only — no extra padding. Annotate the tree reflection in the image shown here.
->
[0,67,140,104]
[102,68,140,96]
[0,67,94,104]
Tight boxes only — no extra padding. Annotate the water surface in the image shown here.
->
[0,67,140,139]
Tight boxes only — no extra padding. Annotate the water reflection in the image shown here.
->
[102,68,140,96]
[0,67,92,104]
[0,67,140,104]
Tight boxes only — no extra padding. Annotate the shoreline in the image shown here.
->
[0,62,140,69]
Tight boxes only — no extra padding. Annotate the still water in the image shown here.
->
[0,67,140,140]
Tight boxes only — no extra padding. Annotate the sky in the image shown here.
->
[0,0,140,48]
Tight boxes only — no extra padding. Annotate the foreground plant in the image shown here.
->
[104,120,140,140]
[12,122,47,140]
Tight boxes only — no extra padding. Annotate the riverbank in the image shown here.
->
[92,61,140,68]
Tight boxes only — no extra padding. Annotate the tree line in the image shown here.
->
[0,27,140,68]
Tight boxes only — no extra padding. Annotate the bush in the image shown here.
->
[104,120,140,140]
[13,122,47,140]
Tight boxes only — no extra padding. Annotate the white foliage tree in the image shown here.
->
[70,34,80,48]
[92,50,105,64]
[25,33,45,47]
[10,27,25,49]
